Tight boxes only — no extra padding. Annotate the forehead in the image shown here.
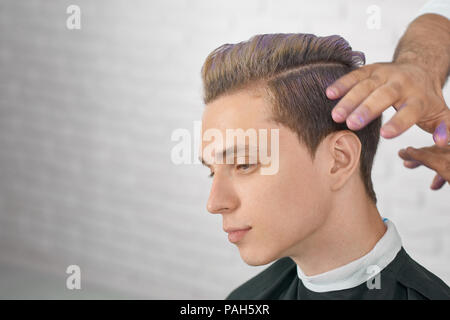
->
[200,90,282,164]
[202,89,274,130]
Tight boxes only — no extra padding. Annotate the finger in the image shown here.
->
[380,97,423,139]
[430,174,446,190]
[403,160,422,168]
[332,78,380,123]
[433,120,449,147]
[405,147,449,180]
[345,82,401,130]
[326,65,373,100]
[399,149,423,167]
[398,148,418,161]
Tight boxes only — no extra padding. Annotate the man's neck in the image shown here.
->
[289,185,387,276]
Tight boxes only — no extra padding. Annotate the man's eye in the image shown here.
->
[236,164,254,172]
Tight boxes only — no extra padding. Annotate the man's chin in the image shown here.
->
[238,248,279,266]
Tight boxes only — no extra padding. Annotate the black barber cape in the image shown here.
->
[226,248,450,300]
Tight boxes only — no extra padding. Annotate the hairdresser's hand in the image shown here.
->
[326,61,450,147]
[398,144,450,190]
[327,13,450,147]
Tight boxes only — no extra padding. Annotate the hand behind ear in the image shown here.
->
[398,144,450,190]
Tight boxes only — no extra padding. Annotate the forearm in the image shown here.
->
[393,13,450,89]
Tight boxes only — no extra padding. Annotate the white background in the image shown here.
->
[0,0,448,299]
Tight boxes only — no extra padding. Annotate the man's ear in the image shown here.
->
[326,131,361,191]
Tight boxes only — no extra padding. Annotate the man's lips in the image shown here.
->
[224,226,252,243]
[223,226,252,233]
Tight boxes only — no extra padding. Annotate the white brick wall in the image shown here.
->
[0,0,448,299]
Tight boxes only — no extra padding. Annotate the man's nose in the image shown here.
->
[206,173,238,214]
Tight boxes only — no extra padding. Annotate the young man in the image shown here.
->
[199,33,450,299]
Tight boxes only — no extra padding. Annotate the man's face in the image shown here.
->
[201,89,331,266]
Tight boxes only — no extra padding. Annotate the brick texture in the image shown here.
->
[0,0,448,299]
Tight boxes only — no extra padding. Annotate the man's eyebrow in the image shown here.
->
[199,144,258,167]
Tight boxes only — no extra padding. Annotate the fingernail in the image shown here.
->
[332,108,345,121]
[348,113,363,128]
[381,124,396,137]
[433,120,447,143]
[327,87,337,99]
[431,175,445,190]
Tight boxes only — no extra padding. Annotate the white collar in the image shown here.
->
[296,218,402,292]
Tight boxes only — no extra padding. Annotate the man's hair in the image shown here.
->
[200,33,382,204]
